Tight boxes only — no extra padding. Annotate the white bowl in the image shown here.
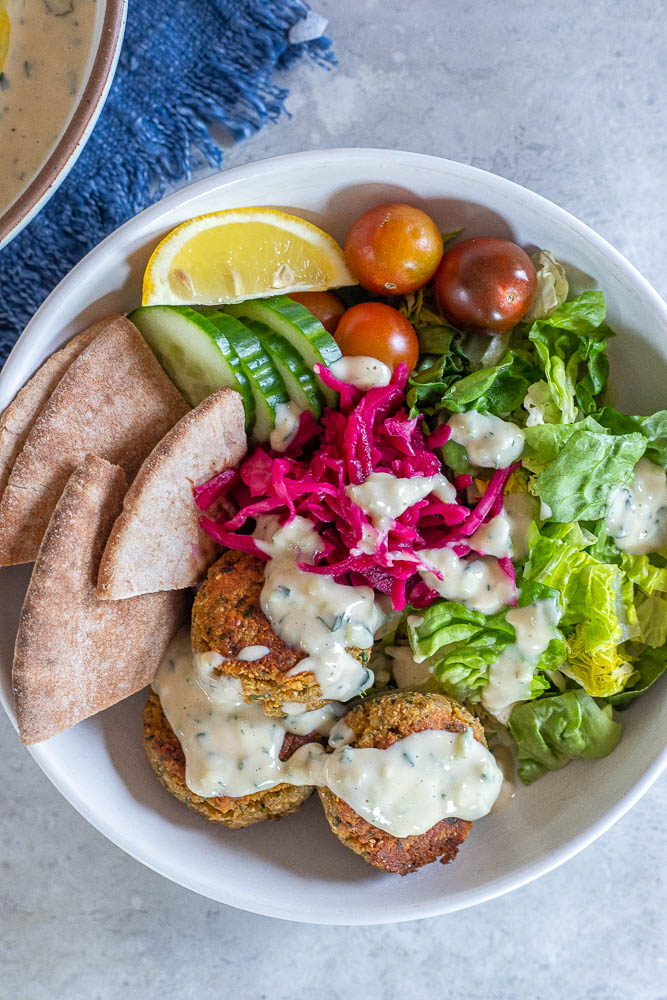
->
[0,0,127,250]
[0,149,665,924]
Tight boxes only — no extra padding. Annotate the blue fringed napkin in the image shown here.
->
[0,0,333,363]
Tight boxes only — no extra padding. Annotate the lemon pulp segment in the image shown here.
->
[166,222,333,302]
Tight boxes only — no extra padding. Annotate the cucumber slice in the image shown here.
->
[129,306,255,432]
[253,326,325,419]
[206,313,290,444]
[225,295,341,407]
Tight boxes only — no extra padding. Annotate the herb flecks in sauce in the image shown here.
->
[154,630,503,836]
[0,0,96,216]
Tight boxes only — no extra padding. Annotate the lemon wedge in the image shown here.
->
[0,6,10,75]
[142,207,355,306]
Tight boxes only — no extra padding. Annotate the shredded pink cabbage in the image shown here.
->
[198,366,518,612]
[193,468,238,511]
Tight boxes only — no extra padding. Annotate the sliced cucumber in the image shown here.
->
[252,325,325,419]
[206,312,289,444]
[129,306,255,432]
[225,295,341,407]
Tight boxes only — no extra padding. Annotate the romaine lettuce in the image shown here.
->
[608,645,666,709]
[407,589,564,704]
[594,407,667,467]
[524,291,614,422]
[534,428,646,522]
[563,624,635,697]
[508,689,623,783]
[636,592,667,648]
[523,251,569,323]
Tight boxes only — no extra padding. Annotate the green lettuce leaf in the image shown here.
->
[523,251,569,323]
[636,592,667,647]
[522,416,606,472]
[619,553,667,595]
[407,589,564,704]
[524,529,641,696]
[525,532,623,640]
[436,350,540,417]
[535,428,646,522]
[563,624,635,696]
[594,407,667,466]
[522,380,562,426]
[524,291,614,422]
[508,689,623,783]
[607,645,667,710]
[407,602,515,662]
[407,602,513,702]
[406,342,468,414]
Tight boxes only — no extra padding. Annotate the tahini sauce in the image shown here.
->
[0,0,98,216]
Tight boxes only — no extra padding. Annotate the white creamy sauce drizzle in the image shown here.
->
[282,702,346,736]
[237,645,270,661]
[468,513,512,558]
[154,631,291,798]
[606,458,667,555]
[155,631,503,833]
[329,355,392,391]
[416,546,516,613]
[346,471,456,533]
[0,0,97,215]
[468,494,536,560]
[300,720,503,836]
[269,401,302,452]
[482,599,560,724]
[255,516,382,700]
[448,411,524,468]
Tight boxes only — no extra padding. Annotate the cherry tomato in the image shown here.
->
[432,237,537,333]
[344,203,443,296]
[333,302,419,373]
[288,291,345,335]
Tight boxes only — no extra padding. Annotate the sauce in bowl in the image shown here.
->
[0,0,98,218]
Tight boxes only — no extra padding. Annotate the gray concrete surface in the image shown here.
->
[1,0,665,997]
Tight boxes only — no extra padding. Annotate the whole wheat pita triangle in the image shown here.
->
[0,314,189,566]
[0,320,101,499]
[98,388,247,599]
[13,454,190,745]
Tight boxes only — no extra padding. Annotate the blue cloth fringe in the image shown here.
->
[0,0,334,363]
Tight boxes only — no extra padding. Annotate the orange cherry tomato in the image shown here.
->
[333,302,419,373]
[433,237,537,333]
[344,203,443,296]
[288,291,346,335]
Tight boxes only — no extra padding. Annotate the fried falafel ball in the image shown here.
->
[143,692,318,829]
[318,691,488,875]
[191,549,370,717]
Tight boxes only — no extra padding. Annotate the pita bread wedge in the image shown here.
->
[13,455,190,745]
[98,388,247,599]
[0,321,101,498]
[0,314,189,566]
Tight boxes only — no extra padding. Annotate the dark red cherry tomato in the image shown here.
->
[432,237,537,333]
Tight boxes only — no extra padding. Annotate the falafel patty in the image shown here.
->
[192,549,368,717]
[318,691,488,875]
[143,691,314,829]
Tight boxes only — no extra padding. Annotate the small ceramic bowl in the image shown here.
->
[0,149,665,924]
[0,0,127,250]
